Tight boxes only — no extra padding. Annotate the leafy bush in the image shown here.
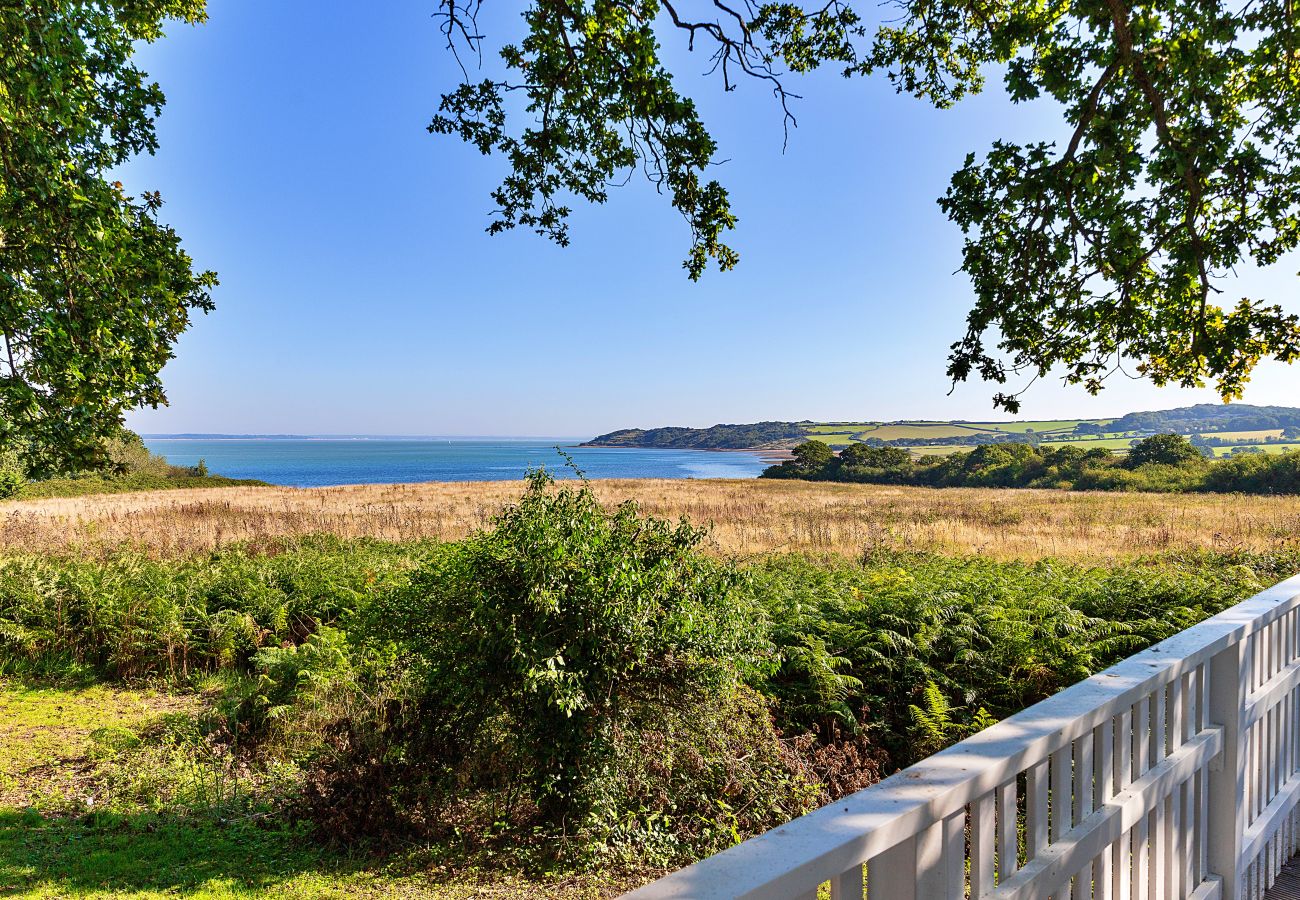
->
[342,470,771,841]
[598,685,821,866]
[1204,451,1300,494]
[764,440,835,479]
[909,681,995,757]
[0,446,25,499]
[5,429,266,500]
[764,436,1300,494]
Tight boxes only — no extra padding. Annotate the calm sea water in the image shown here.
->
[141,438,773,488]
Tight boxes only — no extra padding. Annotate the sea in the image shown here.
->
[141,437,774,488]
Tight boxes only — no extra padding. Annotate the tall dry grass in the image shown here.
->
[5,479,1300,560]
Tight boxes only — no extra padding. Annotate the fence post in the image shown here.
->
[1208,636,1251,900]
[867,835,917,900]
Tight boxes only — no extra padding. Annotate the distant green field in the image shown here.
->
[866,423,1001,440]
[810,419,1277,458]
[1200,429,1284,441]
[1041,437,1137,451]
[898,438,1300,460]
[804,424,868,447]
[803,422,1014,445]
[683,413,1297,459]
[589,406,1300,454]
[802,419,1103,443]
[971,420,1097,434]
[902,446,963,456]
[1209,443,1300,457]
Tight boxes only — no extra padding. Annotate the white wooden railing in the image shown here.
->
[626,574,1300,900]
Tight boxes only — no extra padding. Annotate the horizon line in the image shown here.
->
[141,433,593,441]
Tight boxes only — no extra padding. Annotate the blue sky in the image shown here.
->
[121,1,1300,438]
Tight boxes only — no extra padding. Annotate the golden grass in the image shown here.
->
[5,479,1300,561]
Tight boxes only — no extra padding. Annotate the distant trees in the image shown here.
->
[765,441,836,479]
[763,436,1300,494]
[765,441,923,482]
[585,422,808,450]
[838,444,910,470]
[1108,405,1300,436]
[1125,434,1205,468]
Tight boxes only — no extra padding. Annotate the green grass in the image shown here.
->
[1209,443,1300,457]
[864,423,1001,440]
[802,425,865,447]
[1041,437,1138,451]
[0,812,622,898]
[1198,429,1285,441]
[801,420,1112,445]
[805,423,873,433]
[0,683,194,806]
[15,474,267,501]
[968,419,1096,434]
[0,679,624,898]
[791,418,1281,455]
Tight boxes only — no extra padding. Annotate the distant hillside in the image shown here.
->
[583,405,1300,458]
[584,422,808,450]
[1106,404,1300,433]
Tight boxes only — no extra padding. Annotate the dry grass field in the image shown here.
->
[5,479,1300,560]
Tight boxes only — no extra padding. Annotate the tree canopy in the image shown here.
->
[0,1,215,476]
[433,0,1300,410]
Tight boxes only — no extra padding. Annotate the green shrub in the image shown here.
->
[5,429,266,500]
[0,446,25,499]
[763,436,1300,494]
[600,685,820,866]
[763,440,836,479]
[1203,451,1300,494]
[351,470,769,834]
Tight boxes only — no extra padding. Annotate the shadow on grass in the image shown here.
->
[0,808,347,897]
[0,809,632,899]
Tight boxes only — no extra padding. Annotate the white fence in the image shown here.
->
[625,574,1300,900]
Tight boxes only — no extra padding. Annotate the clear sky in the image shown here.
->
[120,0,1300,438]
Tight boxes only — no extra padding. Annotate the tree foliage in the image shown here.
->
[0,1,216,476]
[1124,432,1203,468]
[433,0,1300,408]
[763,434,1300,493]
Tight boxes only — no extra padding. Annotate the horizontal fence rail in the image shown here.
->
[624,574,1300,900]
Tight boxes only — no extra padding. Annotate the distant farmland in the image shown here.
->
[584,405,1300,459]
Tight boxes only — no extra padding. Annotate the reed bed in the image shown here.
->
[5,479,1300,560]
